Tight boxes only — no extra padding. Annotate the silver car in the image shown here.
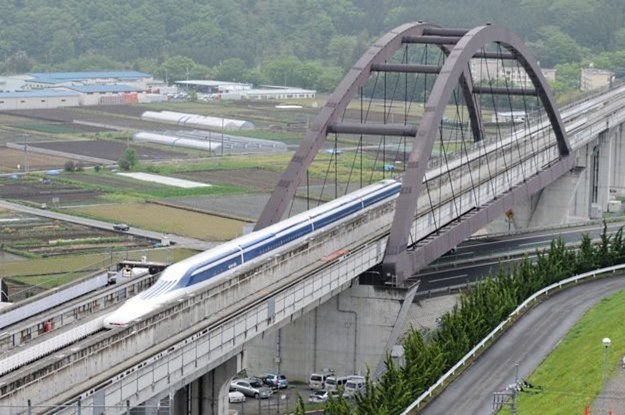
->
[230,379,272,399]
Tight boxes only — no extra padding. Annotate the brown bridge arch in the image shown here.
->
[256,22,574,285]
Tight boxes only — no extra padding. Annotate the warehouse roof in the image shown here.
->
[28,71,151,83]
[63,84,141,93]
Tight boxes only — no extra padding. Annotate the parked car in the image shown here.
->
[343,376,366,398]
[325,376,350,392]
[309,372,334,390]
[230,379,272,399]
[113,223,130,231]
[262,373,288,389]
[308,389,329,403]
[228,391,246,403]
[308,390,340,403]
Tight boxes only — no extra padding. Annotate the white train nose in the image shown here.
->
[103,299,158,329]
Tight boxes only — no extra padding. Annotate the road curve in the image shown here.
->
[419,275,625,415]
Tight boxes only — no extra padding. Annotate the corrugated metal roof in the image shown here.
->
[27,71,151,82]
[64,84,141,93]
[0,89,79,98]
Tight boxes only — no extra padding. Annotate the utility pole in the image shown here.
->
[511,363,519,415]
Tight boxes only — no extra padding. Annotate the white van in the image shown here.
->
[325,376,350,392]
[309,372,333,390]
[343,376,366,398]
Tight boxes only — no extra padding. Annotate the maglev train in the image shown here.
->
[103,179,401,328]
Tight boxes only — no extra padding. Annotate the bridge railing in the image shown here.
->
[401,263,625,414]
[559,80,625,113]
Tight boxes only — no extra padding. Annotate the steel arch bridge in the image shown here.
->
[256,22,574,285]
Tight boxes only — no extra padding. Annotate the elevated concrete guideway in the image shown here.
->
[3,82,625,414]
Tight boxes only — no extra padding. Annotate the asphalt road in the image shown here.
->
[417,221,625,292]
[418,275,625,415]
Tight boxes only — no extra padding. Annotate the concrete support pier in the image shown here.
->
[246,280,457,382]
[609,124,625,196]
[171,354,241,415]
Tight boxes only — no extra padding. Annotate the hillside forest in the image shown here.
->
[1,0,625,96]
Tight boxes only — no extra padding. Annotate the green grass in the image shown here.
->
[52,171,247,200]
[71,203,248,241]
[225,128,305,143]
[500,289,625,414]
[141,152,396,184]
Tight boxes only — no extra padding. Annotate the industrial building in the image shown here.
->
[24,71,153,90]
[61,84,142,105]
[176,80,252,94]
[580,68,616,91]
[0,90,80,110]
[219,86,316,100]
[176,80,316,100]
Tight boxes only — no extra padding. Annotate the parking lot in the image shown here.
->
[229,383,321,415]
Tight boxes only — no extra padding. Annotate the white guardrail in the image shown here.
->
[401,263,625,414]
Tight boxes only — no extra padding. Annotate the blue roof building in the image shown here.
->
[27,71,151,84]
[63,84,141,93]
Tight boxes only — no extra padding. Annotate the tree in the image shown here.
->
[158,56,210,83]
[615,28,625,50]
[293,395,306,415]
[5,51,33,74]
[214,58,249,82]
[49,30,76,64]
[527,26,589,67]
[551,62,582,97]
[118,148,138,171]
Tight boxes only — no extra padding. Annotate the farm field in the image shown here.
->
[0,214,153,257]
[0,147,78,172]
[0,176,103,206]
[55,171,245,202]
[70,202,249,241]
[29,139,192,162]
[0,98,343,296]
